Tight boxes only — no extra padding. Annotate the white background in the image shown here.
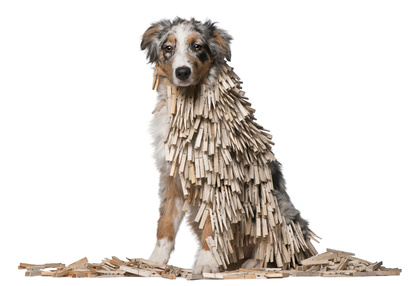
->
[1,0,419,285]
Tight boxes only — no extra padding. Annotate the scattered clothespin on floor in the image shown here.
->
[18,249,401,279]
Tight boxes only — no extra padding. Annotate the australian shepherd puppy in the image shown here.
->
[141,17,309,274]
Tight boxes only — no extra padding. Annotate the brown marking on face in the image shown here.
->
[155,63,169,78]
[191,52,213,85]
[186,33,213,85]
[158,59,173,81]
[167,34,176,45]
[158,34,177,83]
[156,176,183,241]
[187,33,199,45]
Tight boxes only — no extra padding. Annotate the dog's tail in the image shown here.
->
[269,160,309,238]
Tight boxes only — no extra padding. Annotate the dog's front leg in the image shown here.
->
[192,215,220,274]
[149,176,184,265]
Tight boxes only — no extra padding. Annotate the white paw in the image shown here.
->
[193,250,219,274]
[241,258,261,269]
[148,238,174,265]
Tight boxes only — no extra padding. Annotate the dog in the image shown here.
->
[141,17,309,274]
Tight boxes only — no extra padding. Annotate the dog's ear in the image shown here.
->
[213,28,232,62]
[141,21,164,63]
[204,21,232,62]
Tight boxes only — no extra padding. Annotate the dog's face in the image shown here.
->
[141,18,232,87]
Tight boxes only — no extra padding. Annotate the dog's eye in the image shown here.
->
[164,45,173,53]
[193,44,202,51]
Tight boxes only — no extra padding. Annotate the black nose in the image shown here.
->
[175,66,191,80]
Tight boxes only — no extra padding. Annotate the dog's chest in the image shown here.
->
[151,89,171,173]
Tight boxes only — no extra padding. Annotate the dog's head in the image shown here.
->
[141,18,232,87]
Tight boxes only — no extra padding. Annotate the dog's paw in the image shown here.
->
[241,258,261,269]
[148,238,173,265]
[193,250,220,274]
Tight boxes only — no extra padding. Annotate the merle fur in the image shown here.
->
[270,160,309,236]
